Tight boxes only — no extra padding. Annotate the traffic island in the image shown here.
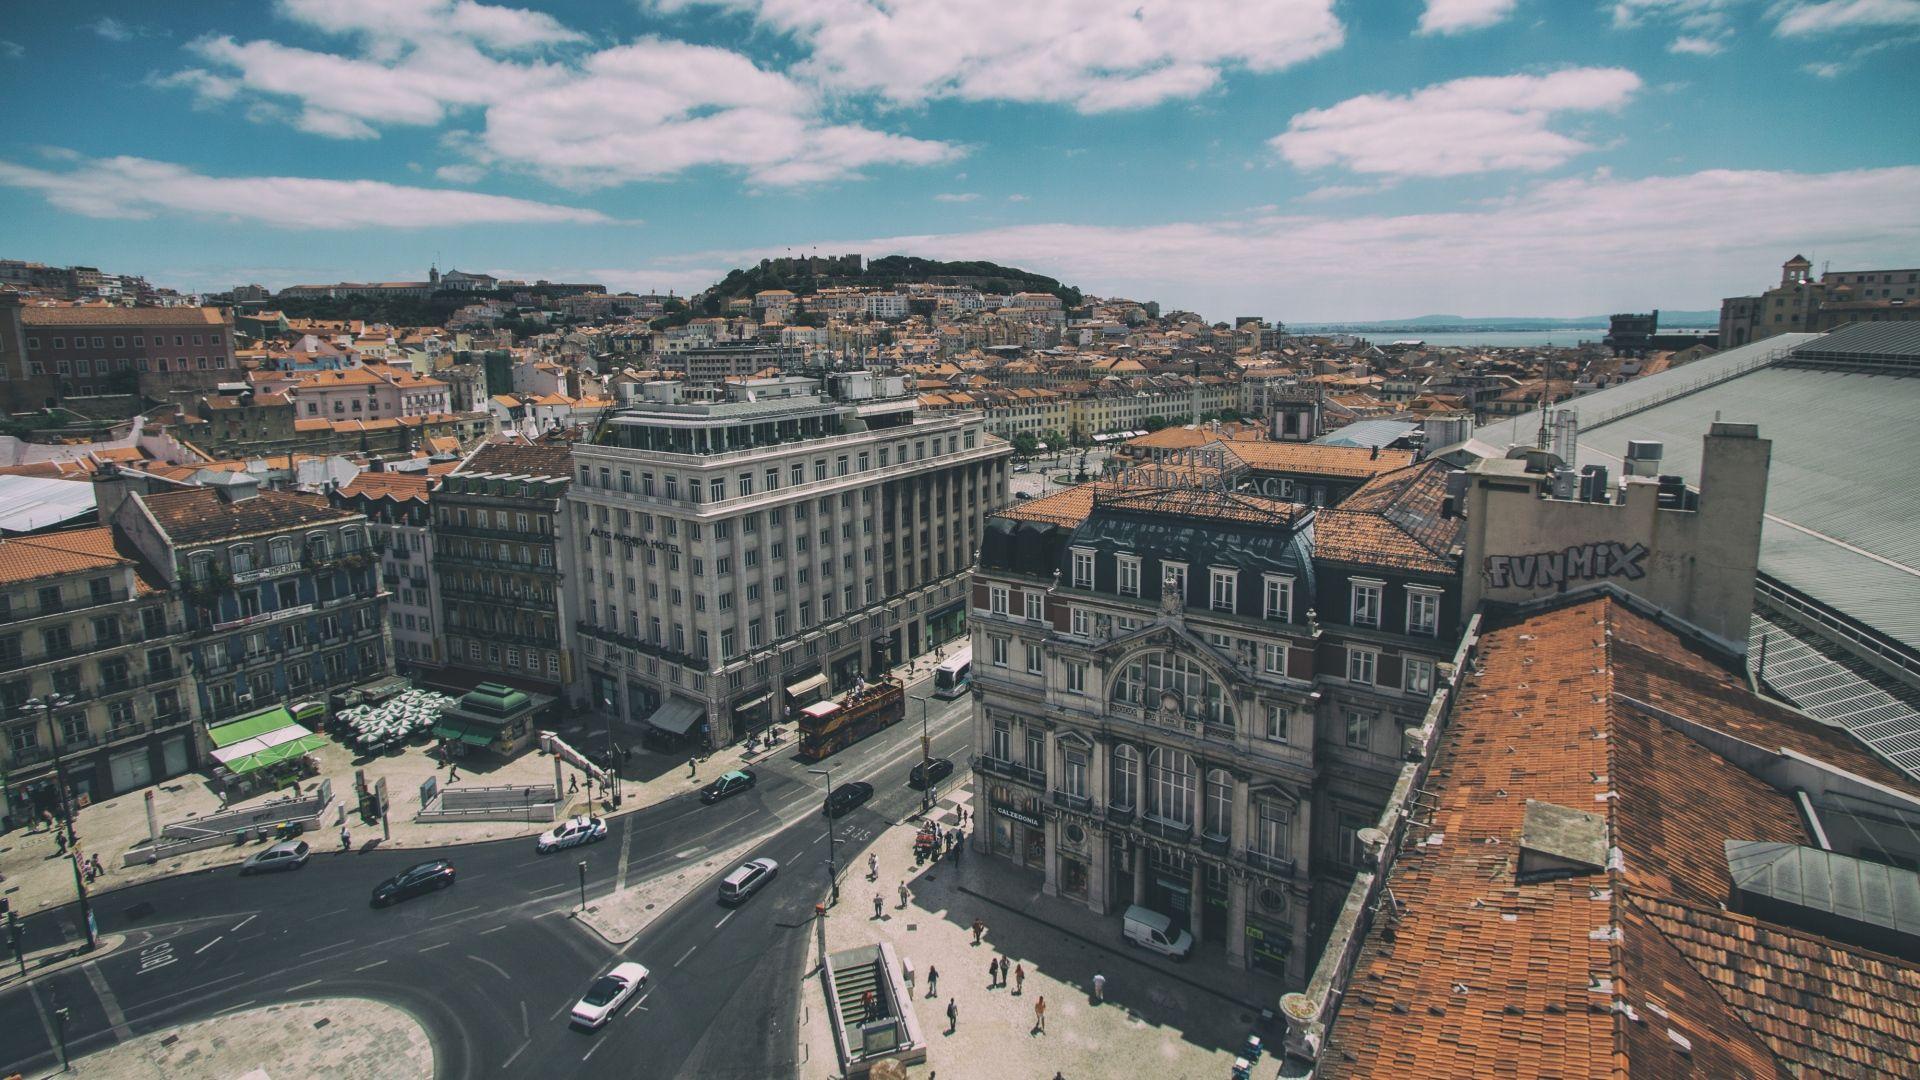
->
[64,997,431,1079]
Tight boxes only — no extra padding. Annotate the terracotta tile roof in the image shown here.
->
[21,306,226,327]
[336,472,430,503]
[1223,440,1416,478]
[138,488,355,546]
[995,482,1303,529]
[454,441,573,480]
[1312,461,1462,574]
[0,527,141,588]
[1320,595,1920,1080]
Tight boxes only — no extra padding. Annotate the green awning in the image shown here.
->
[224,732,327,775]
[208,706,297,749]
[432,718,497,747]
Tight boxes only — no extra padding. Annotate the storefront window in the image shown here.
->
[1061,855,1089,900]
[1110,744,1139,811]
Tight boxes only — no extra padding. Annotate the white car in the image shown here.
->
[536,815,609,854]
[571,962,649,1028]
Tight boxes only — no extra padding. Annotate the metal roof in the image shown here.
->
[0,475,98,535]
[1313,419,1419,449]
[1752,611,1920,780]
[1790,321,1920,363]
[1725,840,1920,951]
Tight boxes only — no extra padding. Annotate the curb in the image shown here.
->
[0,932,126,992]
[954,884,1270,1015]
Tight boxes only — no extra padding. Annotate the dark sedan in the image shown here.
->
[700,768,757,804]
[370,860,456,907]
[909,757,954,790]
[823,781,874,818]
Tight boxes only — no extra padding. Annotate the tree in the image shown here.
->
[1010,432,1039,457]
[1142,416,1170,432]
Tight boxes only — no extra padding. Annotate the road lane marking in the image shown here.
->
[714,911,735,929]
[548,1000,573,1021]
[194,935,224,955]
[468,954,512,980]
[503,1040,530,1069]
[230,915,257,932]
[419,941,451,953]
[431,905,483,921]
[519,999,529,1037]
[790,848,805,860]
[298,942,354,959]
[479,925,508,935]
[315,907,348,918]
[27,979,59,1057]
[218,999,257,1015]
[674,946,697,968]
[673,847,703,859]
[616,818,635,891]
[355,960,388,972]
[582,1038,604,1062]
[286,979,323,993]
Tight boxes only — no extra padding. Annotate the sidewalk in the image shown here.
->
[0,728,755,916]
[801,782,1268,1079]
[66,996,431,1079]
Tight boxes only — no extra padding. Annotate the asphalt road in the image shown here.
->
[0,680,974,1079]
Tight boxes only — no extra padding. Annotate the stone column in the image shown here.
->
[1230,775,1251,852]
[1227,879,1249,969]
[1042,816,1060,897]
[1189,858,1205,942]
[1132,843,1148,907]
[1089,831,1109,915]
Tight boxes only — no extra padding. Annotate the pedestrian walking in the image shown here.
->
[955,835,964,865]
[927,965,939,998]
[898,880,909,908]
[88,852,104,879]
[972,917,985,945]
[1093,972,1105,1004]
[447,756,460,781]
[903,956,915,994]
[873,893,884,919]
[569,774,580,794]
[988,956,998,987]
[687,756,697,778]
[339,826,351,852]
[868,852,879,881]
[862,988,876,1019]
[1014,963,1025,995]
[946,997,958,1034]
[1034,995,1047,1033]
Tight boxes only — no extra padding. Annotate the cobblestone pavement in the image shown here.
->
[800,781,1272,1080]
[66,996,432,1079]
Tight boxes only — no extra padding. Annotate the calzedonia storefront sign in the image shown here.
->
[996,806,1043,828]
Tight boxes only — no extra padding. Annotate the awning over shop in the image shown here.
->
[354,675,412,702]
[786,673,828,700]
[207,707,297,749]
[431,716,497,747]
[221,733,328,776]
[645,696,703,735]
[732,693,771,715]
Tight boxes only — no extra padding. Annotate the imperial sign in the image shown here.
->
[1483,541,1648,591]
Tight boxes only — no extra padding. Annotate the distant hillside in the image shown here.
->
[698,255,1082,310]
[1295,309,1719,332]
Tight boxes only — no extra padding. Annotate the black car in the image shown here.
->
[370,860,456,907]
[909,757,954,789]
[700,768,758,804]
[823,781,874,818]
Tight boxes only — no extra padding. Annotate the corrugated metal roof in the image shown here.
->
[1752,611,1920,782]
[1791,321,1920,360]
[0,475,98,535]
[1476,330,1920,654]
[1313,418,1419,449]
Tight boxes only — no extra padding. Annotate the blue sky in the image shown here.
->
[1,0,1917,320]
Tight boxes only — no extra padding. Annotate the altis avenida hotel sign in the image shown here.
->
[589,527,681,555]
[1483,541,1648,591]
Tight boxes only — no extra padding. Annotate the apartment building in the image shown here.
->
[0,528,195,823]
[5,304,236,408]
[967,461,1465,985]
[432,441,574,692]
[1719,254,1920,347]
[331,472,441,670]
[568,373,1010,749]
[109,475,391,725]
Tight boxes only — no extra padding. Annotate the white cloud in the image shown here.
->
[1610,0,1738,53]
[1773,0,1920,35]
[1294,181,1398,202]
[0,40,21,60]
[1007,194,1030,202]
[934,192,981,202]
[1418,0,1519,35]
[435,163,488,183]
[0,154,613,229]
[662,0,1344,112]
[1270,67,1642,178]
[1668,33,1726,53]
[88,17,134,42]
[166,8,958,188]
[745,166,1920,319]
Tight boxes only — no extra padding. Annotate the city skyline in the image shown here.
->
[2,0,1918,319]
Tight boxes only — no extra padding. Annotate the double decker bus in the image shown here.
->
[795,676,906,761]
[932,644,973,699]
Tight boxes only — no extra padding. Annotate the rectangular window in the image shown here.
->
[1264,704,1289,743]
[1405,657,1436,696]
[1162,562,1186,606]
[1071,549,1094,588]
[990,635,1008,667]
[1347,647,1377,686]
[1025,642,1043,674]
[1263,575,1294,622]
[1023,591,1043,621]
[1066,661,1086,693]
[1351,581,1383,628]
[1407,589,1440,637]
[1262,643,1287,676]
[989,586,1009,615]
[1344,710,1373,749]
[1117,555,1140,597]
[1209,568,1236,612]
[1070,606,1090,637]
[1063,749,1087,797]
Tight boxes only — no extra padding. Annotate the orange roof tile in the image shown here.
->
[1223,441,1415,479]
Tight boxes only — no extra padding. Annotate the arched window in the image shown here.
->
[229,545,255,574]
[1146,748,1196,827]
[269,537,294,566]
[1112,651,1236,728]
[1110,744,1140,811]
[1204,768,1233,839]
[189,552,215,582]
[341,527,364,552]
[306,531,331,558]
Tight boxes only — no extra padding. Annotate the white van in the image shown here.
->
[1122,905,1194,960]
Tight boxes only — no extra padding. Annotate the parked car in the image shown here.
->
[700,768,757,804]
[1014,491,1032,500]
[537,815,609,853]
[909,757,954,789]
[370,860,456,907]
[823,781,875,818]
[240,840,310,875]
[718,858,780,904]
[1121,904,1194,960]
[571,962,650,1029]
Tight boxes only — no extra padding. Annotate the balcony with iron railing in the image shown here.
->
[973,753,1046,788]
[104,720,148,743]
[1242,849,1298,879]
[0,588,138,625]
[1051,789,1093,813]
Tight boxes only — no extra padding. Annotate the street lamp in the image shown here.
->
[918,694,933,815]
[22,693,78,849]
[54,1003,71,1072]
[577,859,589,912]
[601,694,622,808]
[808,764,838,905]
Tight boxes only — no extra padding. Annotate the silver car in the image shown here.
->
[241,840,311,875]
